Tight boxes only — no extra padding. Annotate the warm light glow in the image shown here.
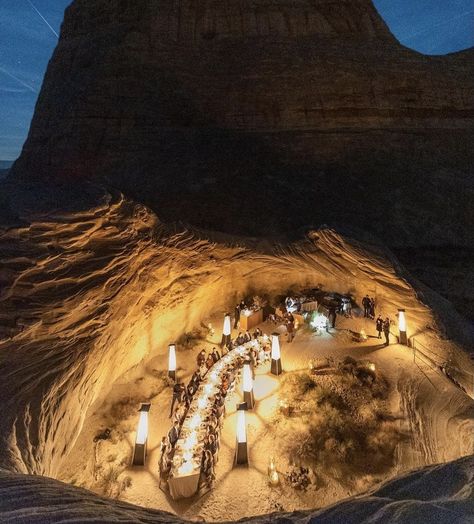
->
[268,456,279,485]
[204,383,214,396]
[182,431,198,450]
[237,409,247,443]
[136,409,148,445]
[168,344,176,371]
[311,313,327,330]
[271,334,281,360]
[177,461,194,476]
[189,413,202,429]
[223,313,231,336]
[243,363,253,393]
[360,329,368,341]
[398,309,406,332]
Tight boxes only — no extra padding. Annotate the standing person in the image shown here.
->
[376,315,383,339]
[329,307,337,329]
[287,319,295,342]
[211,347,220,363]
[168,421,180,446]
[362,295,370,318]
[197,349,206,367]
[369,298,376,319]
[169,382,185,418]
[234,303,240,329]
[383,317,391,346]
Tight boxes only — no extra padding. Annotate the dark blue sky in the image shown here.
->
[0,0,473,161]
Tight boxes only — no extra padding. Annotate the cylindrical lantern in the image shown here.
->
[242,362,255,409]
[398,309,407,345]
[168,344,177,381]
[235,403,248,465]
[132,403,151,466]
[221,313,232,348]
[271,333,282,375]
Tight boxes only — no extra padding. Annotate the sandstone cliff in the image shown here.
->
[10,0,474,245]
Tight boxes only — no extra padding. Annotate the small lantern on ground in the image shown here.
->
[268,456,280,486]
[271,333,282,376]
[168,343,177,381]
[398,309,408,345]
[242,361,255,409]
[132,403,151,466]
[235,403,248,465]
[221,313,232,348]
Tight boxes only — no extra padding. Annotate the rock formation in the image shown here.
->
[10,0,474,245]
[0,455,473,523]
[1,1,474,522]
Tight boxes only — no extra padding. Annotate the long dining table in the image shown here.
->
[168,341,260,500]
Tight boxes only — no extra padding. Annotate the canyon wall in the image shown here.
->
[10,0,474,245]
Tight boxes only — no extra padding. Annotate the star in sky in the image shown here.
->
[0,0,472,162]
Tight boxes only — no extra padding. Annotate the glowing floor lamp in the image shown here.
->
[132,403,151,466]
[168,343,177,381]
[235,403,248,465]
[221,313,232,348]
[242,361,255,409]
[271,333,282,376]
[398,309,408,345]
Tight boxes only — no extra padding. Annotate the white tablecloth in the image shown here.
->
[168,343,254,499]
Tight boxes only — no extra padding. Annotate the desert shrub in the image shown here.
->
[109,399,137,423]
[339,356,358,375]
[177,328,206,349]
[98,466,133,499]
[278,364,400,482]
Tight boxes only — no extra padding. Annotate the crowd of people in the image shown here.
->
[160,341,247,491]
[158,291,404,495]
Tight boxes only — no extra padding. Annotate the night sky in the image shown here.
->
[0,0,472,161]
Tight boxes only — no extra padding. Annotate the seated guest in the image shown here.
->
[199,362,208,379]
[235,332,245,345]
[202,449,215,487]
[206,353,214,369]
[187,381,196,399]
[253,327,262,339]
[244,330,252,343]
[173,404,186,425]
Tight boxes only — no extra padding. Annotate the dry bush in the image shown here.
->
[177,328,206,349]
[278,365,400,482]
[109,399,137,424]
[97,466,133,499]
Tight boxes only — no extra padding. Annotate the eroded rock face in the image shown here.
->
[0,455,473,523]
[11,0,474,245]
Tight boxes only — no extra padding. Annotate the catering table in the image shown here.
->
[301,301,318,312]
[168,470,200,499]
[239,308,263,330]
[168,344,250,500]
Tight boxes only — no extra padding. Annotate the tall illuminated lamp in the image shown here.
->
[221,313,232,348]
[271,333,282,376]
[242,361,255,409]
[398,309,408,345]
[132,403,151,466]
[168,343,177,381]
[235,403,248,465]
